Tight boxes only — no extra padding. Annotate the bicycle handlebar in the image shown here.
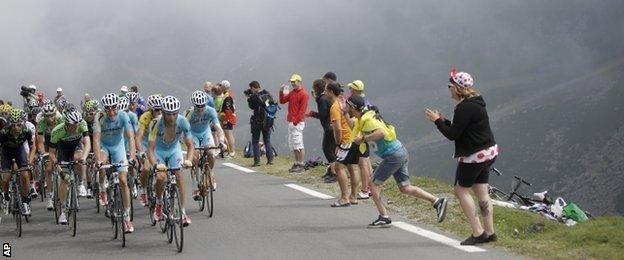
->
[513,175,532,186]
[195,146,221,151]
[491,167,502,176]
[0,165,33,174]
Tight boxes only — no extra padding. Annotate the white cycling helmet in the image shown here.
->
[118,96,129,111]
[161,96,180,113]
[191,90,208,106]
[43,101,56,115]
[220,80,231,88]
[101,93,119,107]
[64,109,83,124]
[147,94,163,110]
[126,92,139,103]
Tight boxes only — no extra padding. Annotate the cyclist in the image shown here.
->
[36,101,66,209]
[148,96,195,226]
[1,109,36,216]
[118,96,139,197]
[81,99,100,198]
[93,93,136,233]
[0,104,14,131]
[186,90,226,199]
[136,94,163,206]
[49,109,91,225]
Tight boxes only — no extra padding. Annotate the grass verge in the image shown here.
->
[229,150,623,259]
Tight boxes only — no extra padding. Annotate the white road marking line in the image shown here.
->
[222,163,256,173]
[284,184,334,200]
[392,222,486,253]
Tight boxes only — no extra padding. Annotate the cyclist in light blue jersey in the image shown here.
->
[187,90,226,198]
[93,93,137,233]
[119,96,140,197]
[148,96,195,227]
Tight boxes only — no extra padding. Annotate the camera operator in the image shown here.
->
[246,81,276,166]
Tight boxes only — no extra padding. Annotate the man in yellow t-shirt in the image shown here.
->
[347,94,448,228]
[326,82,360,207]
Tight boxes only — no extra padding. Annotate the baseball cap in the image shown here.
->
[220,80,231,88]
[348,80,364,91]
[120,85,129,93]
[323,72,337,81]
[57,88,63,92]
[326,82,343,95]
[347,94,366,110]
[290,74,302,82]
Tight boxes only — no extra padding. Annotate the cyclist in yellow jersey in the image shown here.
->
[136,94,162,206]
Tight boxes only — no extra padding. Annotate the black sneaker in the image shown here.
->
[368,215,392,228]
[252,162,261,167]
[460,232,489,245]
[267,161,274,165]
[433,198,448,223]
[487,233,498,242]
[288,164,297,173]
[324,174,337,183]
[291,164,305,174]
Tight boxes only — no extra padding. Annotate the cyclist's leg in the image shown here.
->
[108,143,131,214]
[57,149,73,207]
[1,151,11,198]
[205,137,216,189]
[16,146,31,199]
[153,149,168,199]
[168,149,185,210]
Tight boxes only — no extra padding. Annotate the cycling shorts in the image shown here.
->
[101,142,128,172]
[154,147,183,170]
[191,131,215,149]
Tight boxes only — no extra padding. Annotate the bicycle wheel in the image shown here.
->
[71,181,78,237]
[147,178,156,226]
[197,168,205,212]
[159,189,168,233]
[130,190,134,222]
[112,187,120,240]
[166,190,174,244]
[53,175,61,225]
[12,192,22,237]
[119,205,126,248]
[94,183,100,213]
[40,166,46,202]
[206,167,214,218]
[171,187,184,252]
[489,187,508,201]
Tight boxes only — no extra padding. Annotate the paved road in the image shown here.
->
[1,163,517,259]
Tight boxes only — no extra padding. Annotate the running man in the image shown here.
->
[93,93,136,233]
[49,109,91,224]
[148,96,195,226]
[347,95,448,227]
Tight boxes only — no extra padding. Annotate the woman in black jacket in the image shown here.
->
[306,79,337,183]
[425,70,498,246]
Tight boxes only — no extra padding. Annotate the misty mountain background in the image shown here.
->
[1,1,623,215]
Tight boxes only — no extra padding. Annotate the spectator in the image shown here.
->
[129,85,146,117]
[219,80,237,158]
[425,70,497,245]
[54,88,66,111]
[120,85,129,96]
[326,82,360,207]
[279,74,309,173]
[306,78,337,183]
[246,81,276,166]
[348,80,373,200]
[202,82,216,108]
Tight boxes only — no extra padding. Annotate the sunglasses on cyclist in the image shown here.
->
[164,111,178,116]
[195,104,205,109]
[153,108,162,112]
[104,105,117,111]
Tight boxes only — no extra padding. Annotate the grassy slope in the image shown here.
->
[230,150,624,259]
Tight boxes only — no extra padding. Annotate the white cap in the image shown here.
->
[220,80,231,88]
[28,84,37,90]
[57,88,63,92]
[120,85,129,93]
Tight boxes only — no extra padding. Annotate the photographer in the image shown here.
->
[246,81,276,166]
[20,85,38,109]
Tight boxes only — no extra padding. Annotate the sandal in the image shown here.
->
[331,201,351,207]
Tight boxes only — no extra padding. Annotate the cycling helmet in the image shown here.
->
[147,94,163,110]
[9,108,26,124]
[220,80,231,88]
[64,109,83,124]
[29,106,42,115]
[83,100,98,112]
[161,96,180,113]
[118,96,129,111]
[64,103,77,112]
[101,93,119,107]
[191,90,208,106]
[450,69,474,88]
[126,92,139,103]
[42,99,53,106]
[43,102,57,115]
